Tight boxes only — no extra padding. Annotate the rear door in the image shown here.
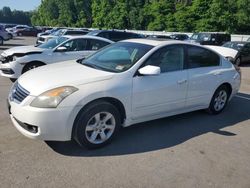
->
[186,45,222,108]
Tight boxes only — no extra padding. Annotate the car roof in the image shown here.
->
[121,39,191,47]
[62,35,114,43]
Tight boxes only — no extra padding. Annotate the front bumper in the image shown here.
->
[0,61,23,78]
[8,97,81,141]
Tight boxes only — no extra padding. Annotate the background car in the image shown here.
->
[37,29,89,44]
[86,30,145,41]
[188,32,231,46]
[0,25,9,45]
[16,27,42,37]
[147,35,171,40]
[223,41,250,66]
[8,40,241,149]
[0,35,113,81]
[205,45,238,64]
[170,34,189,40]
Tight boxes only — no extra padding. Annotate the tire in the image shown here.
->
[10,78,17,83]
[207,85,230,115]
[235,57,241,66]
[22,62,45,74]
[73,101,121,149]
[0,37,3,45]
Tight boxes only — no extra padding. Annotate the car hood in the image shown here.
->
[2,45,44,57]
[18,60,115,96]
[205,45,238,58]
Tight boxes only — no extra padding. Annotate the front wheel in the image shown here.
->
[207,85,229,114]
[73,101,121,149]
[22,62,45,74]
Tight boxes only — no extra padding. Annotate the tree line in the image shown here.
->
[2,0,250,34]
[0,7,32,25]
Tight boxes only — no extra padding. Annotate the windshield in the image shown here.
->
[81,42,153,73]
[52,29,65,36]
[223,42,244,51]
[38,37,69,49]
[190,33,211,41]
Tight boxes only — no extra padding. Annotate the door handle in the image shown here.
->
[177,79,187,84]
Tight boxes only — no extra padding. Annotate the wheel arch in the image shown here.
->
[21,61,46,74]
[216,82,232,98]
[71,97,127,140]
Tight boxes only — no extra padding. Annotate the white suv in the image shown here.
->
[0,35,113,81]
[8,39,241,149]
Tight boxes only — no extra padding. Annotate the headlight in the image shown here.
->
[12,56,17,61]
[30,86,78,108]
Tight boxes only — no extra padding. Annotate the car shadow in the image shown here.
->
[46,92,250,157]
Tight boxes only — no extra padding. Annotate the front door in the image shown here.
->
[132,45,188,119]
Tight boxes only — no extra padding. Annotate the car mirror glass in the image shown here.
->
[56,46,67,52]
[138,65,161,76]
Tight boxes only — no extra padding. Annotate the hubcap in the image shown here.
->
[214,90,227,111]
[85,112,116,144]
[236,58,241,66]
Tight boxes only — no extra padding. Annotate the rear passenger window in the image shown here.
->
[187,46,220,68]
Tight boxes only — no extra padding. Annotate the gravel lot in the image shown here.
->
[0,37,250,188]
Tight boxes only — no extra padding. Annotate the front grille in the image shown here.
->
[12,83,30,103]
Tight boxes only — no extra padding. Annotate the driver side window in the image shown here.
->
[61,39,87,52]
[144,45,184,73]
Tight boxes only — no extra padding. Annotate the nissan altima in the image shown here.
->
[8,39,241,149]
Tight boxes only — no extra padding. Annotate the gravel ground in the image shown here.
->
[0,37,250,188]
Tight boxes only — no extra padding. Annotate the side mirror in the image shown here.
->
[56,46,67,52]
[138,65,160,76]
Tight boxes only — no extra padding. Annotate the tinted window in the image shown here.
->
[144,45,184,73]
[187,46,220,68]
[60,39,87,51]
[66,30,88,35]
[87,39,110,50]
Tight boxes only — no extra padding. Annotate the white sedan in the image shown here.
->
[0,35,113,81]
[8,39,241,149]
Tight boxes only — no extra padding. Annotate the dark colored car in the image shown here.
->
[147,35,171,40]
[188,32,231,46]
[87,30,144,42]
[170,34,189,40]
[223,41,250,66]
[17,27,42,37]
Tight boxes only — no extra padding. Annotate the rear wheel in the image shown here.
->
[22,62,45,74]
[207,85,229,114]
[73,101,121,149]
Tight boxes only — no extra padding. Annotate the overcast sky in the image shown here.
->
[1,0,41,11]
